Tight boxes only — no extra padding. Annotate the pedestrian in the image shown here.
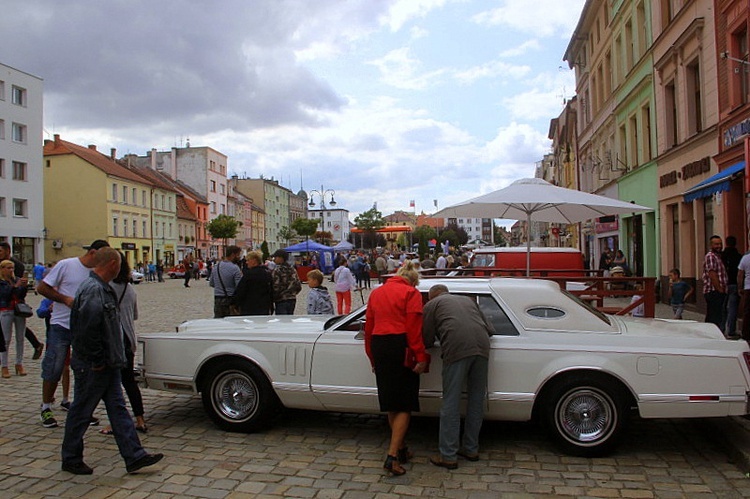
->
[435,253,447,275]
[333,257,356,315]
[612,249,629,275]
[599,248,612,277]
[723,236,742,338]
[208,246,243,318]
[0,242,44,359]
[233,251,274,315]
[182,254,193,288]
[0,260,28,378]
[361,256,372,289]
[99,252,148,435]
[737,252,750,342]
[61,247,163,475]
[306,269,334,315]
[422,284,492,469]
[36,239,110,429]
[364,261,429,476]
[156,260,164,282]
[271,250,302,315]
[375,253,387,278]
[667,268,693,320]
[37,298,71,406]
[702,235,728,328]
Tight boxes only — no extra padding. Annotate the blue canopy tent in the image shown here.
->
[283,241,335,274]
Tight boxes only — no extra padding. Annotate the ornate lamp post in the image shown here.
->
[308,186,336,243]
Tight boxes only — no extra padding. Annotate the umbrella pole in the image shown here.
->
[526,211,531,277]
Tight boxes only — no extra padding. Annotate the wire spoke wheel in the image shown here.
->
[212,370,259,422]
[556,387,615,444]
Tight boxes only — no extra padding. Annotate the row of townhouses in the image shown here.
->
[540,0,750,310]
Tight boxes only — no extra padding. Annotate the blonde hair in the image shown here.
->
[396,260,420,286]
[307,269,324,284]
[246,250,263,265]
[0,260,15,282]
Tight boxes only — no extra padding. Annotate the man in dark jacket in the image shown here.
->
[423,284,493,469]
[61,247,163,475]
[271,249,302,315]
[722,235,742,338]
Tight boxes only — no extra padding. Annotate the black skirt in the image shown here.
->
[371,333,420,412]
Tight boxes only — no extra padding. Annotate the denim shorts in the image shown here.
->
[41,323,72,382]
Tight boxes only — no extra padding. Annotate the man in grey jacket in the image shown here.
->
[208,245,243,318]
[61,248,163,475]
[422,284,493,469]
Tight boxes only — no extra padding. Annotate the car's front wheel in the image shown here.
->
[201,359,278,432]
[541,375,628,457]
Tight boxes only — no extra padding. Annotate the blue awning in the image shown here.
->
[683,161,745,202]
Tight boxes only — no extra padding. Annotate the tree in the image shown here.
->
[444,222,469,245]
[413,225,437,244]
[206,214,240,255]
[315,230,333,245]
[278,226,296,245]
[354,207,386,249]
[291,218,319,243]
[493,223,507,246]
[261,241,270,262]
[440,229,459,249]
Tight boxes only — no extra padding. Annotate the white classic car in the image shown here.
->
[138,277,750,456]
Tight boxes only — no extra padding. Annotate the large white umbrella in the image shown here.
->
[433,178,651,275]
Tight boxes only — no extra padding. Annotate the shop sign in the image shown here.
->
[164,244,174,251]
[121,242,136,250]
[595,221,619,233]
[682,157,711,181]
[660,171,678,188]
[723,118,750,148]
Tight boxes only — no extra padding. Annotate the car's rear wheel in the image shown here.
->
[541,375,628,457]
[201,359,277,432]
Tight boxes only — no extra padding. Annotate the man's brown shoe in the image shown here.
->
[457,450,479,461]
[430,455,458,470]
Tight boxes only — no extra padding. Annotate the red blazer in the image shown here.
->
[364,276,427,366]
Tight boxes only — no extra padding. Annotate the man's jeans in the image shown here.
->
[41,324,71,382]
[439,355,489,461]
[705,291,727,329]
[275,299,296,315]
[723,284,740,336]
[62,361,147,467]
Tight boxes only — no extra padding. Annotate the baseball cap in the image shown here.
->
[83,239,110,250]
[271,249,288,260]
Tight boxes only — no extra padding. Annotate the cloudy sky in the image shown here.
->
[2,0,585,220]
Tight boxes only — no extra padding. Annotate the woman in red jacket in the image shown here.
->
[365,261,429,476]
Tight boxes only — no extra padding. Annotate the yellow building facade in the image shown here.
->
[43,135,154,267]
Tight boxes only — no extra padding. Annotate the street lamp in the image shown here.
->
[308,186,336,243]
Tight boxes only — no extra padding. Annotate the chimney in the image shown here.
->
[170,147,177,179]
[88,144,97,151]
[110,148,117,160]
[54,134,61,146]
[150,148,157,170]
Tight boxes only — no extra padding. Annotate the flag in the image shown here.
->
[433,199,438,208]
[409,200,415,208]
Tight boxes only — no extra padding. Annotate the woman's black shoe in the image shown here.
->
[383,454,405,476]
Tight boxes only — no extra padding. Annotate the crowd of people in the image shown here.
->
[702,234,750,341]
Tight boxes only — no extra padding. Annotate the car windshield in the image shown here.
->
[561,289,611,326]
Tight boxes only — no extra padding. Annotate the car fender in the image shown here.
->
[193,342,276,392]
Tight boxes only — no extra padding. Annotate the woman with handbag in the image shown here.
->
[364,261,429,476]
[0,259,29,377]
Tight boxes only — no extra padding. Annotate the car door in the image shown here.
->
[310,310,381,411]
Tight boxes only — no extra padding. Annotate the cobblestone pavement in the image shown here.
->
[2,277,750,498]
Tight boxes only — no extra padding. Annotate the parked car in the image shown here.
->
[470,246,585,277]
[138,277,750,456]
[130,270,144,284]
[167,265,186,279]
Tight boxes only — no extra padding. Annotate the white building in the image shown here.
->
[446,217,493,244]
[308,208,350,244]
[0,63,44,267]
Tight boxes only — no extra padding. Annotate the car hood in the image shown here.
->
[616,316,725,340]
[179,315,330,334]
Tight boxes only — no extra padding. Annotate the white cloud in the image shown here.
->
[368,47,446,89]
[453,60,531,84]
[473,0,585,37]
[499,39,541,58]
[410,26,430,39]
[381,0,450,32]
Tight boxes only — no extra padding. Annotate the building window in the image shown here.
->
[642,104,652,160]
[12,161,26,181]
[0,119,4,140]
[686,59,702,135]
[629,115,639,167]
[210,180,216,192]
[220,184,225,195]
[132,188,137,205]
[0,159,4,178]
[0,197,4,216]
[11,86,26,106]
[169,223,173,237]
[133,220,137,237]
[113,217,119,237]
[13,198,27,217]
[665,80,678,147]
[142,220,147,238]
[142,190,147,206]
[211,201,216,214]
[123,219,129,237]
[11,123,26,143]
[122,186,128,204]
[220,203,225,214]
[732,28,749,106]
[0,80,4,100]
[112,183,118,201]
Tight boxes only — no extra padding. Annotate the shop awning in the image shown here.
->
[683,161,745,202]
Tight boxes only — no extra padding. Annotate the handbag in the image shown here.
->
[216,262,241,316]
[14,302,33,318]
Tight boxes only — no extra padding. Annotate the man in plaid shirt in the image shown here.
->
[702,235,728,328]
